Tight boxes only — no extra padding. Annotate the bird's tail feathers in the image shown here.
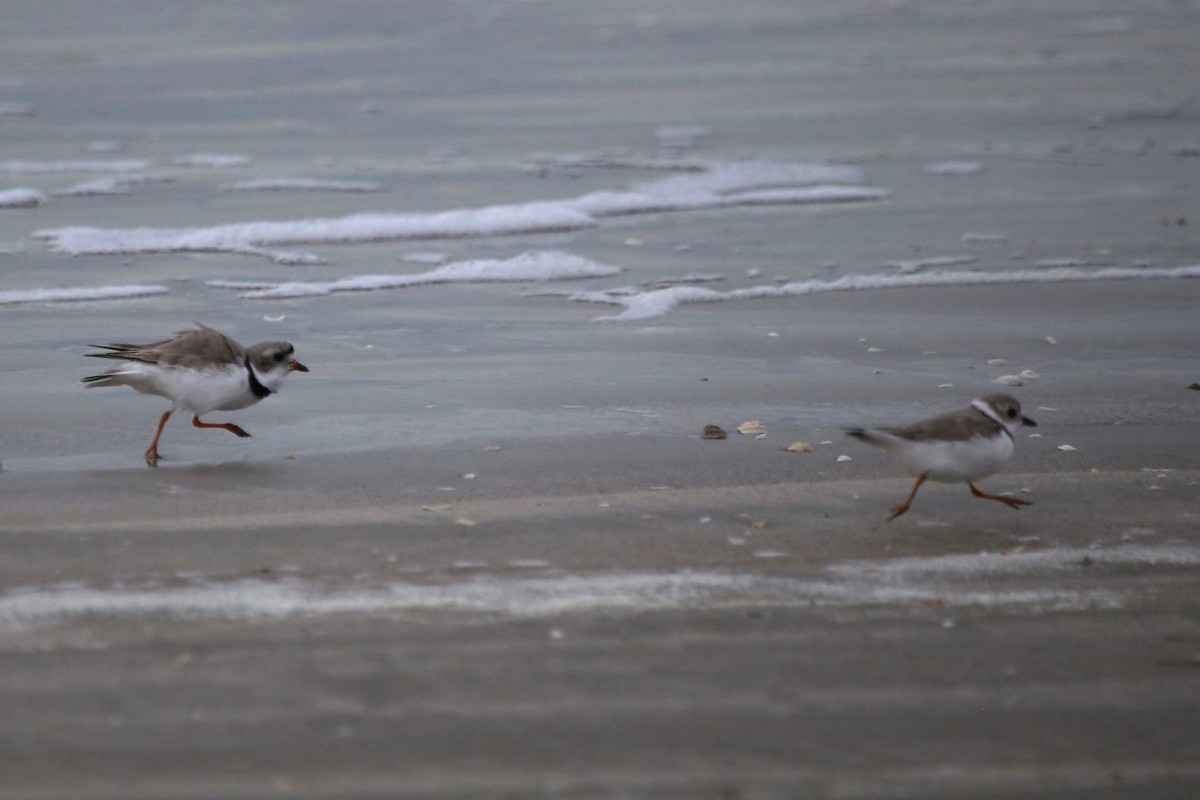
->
[85,345,154,364]
[80,370,136,388]
[842,426,894,449]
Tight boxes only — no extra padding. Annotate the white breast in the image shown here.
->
[892,432,1014,483]
[129,362,255,414]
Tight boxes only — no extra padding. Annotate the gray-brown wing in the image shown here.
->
[879,408,1002,442]
[86,323,245,370]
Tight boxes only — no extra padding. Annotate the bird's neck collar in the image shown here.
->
[245,357,273,399]
[971,398,1012,438]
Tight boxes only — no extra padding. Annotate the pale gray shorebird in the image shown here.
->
[843,394,1036,520]
[82,322,308,466]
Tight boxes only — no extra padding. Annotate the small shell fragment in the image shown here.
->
[993,375,1024,386]
[1045,335,1059,345]
[987,358,1007,366]
[785,440,814,453]
[737,421,767,436]
[1019,369,1039,379]
[837,455,853,462]
[1057,444,1078,452]
[702,424,728,440]
[454,517,477,527]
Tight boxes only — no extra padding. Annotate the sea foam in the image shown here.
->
[6,538,1189,631]
[574,264,1200,321]
[0,159,153,174]
[221,178,386,193]
[206,250,622,299]
[0,188,45,208]
[0,284,169,305]
[35,160,882,262]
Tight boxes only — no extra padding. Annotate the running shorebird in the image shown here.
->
[843,394,1036,520]
[82,322,308,466]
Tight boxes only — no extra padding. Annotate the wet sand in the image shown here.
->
[2,1,1200,798]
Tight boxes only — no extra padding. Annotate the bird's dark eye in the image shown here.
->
[275,351,287,362]
[1007,408,1017,418]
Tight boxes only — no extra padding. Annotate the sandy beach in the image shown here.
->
[2,1,1199,798]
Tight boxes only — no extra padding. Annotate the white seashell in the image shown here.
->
[785,441,814,453]
[1019,369,1039,379]
[1057,444,1077,451]
[837,455,853,462]
[737,421,767,436]
[993,375,1024,386]
[987,358,1007,366]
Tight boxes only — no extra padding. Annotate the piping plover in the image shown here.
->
[82,322,308,466]
[843,394,1036,520]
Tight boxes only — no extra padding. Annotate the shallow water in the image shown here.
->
[2,0,1198,472]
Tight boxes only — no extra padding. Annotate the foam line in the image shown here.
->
[0,563,1134,633]
[35,160,881,259]
[575,264,1200,321]
[0,284,169,305]
[172,153,251,168]
[205,250,622,299]
[0,188,45,207]
[0,159,153,174]
[222,178,386,193]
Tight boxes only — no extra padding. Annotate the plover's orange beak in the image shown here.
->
[289,360,309,373]
[1021,415,1036,427]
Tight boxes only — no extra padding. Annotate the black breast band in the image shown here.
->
[974,407,1011,440]
[245,357,273,399]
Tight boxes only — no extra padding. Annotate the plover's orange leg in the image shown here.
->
[192,415,251,438]
[145,410,172,467]
[888,472,928,521]
[969,482,1031,510]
